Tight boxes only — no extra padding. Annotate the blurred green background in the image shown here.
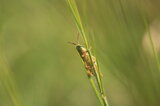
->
[0,0,160,106]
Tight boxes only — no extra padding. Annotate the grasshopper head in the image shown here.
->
[68,42,87,54]
[76,45,87,55]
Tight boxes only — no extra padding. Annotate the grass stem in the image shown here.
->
[67,0,109,106]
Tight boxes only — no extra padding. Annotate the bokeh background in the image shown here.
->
[1,0,160,106]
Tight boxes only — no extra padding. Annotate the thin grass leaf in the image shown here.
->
[0,55,22,106]
[67,0,89,48]
[67,0,109,106]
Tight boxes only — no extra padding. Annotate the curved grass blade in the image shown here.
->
[67,0,109,106]
[0,55,22,106]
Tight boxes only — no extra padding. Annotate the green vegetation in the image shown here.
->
[0,0,160,106]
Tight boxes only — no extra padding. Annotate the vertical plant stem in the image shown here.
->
[89,77,104,106]
[67,0,109,106]
[67,0,89,48]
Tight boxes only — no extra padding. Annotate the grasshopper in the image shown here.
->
[69,42,97,77]
[69,42,104,95]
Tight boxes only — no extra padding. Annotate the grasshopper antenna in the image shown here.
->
[77,32,80,44]
[68,32,80,46]
[68,42,77,46]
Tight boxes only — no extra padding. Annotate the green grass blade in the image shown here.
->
[0,55,22,106]
[67,0,89,48]
[67,0,109,106]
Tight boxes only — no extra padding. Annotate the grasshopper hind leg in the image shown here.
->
[86,70,93,77]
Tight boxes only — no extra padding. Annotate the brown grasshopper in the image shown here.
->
[69,42,97,77]
[69,41,104,95]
